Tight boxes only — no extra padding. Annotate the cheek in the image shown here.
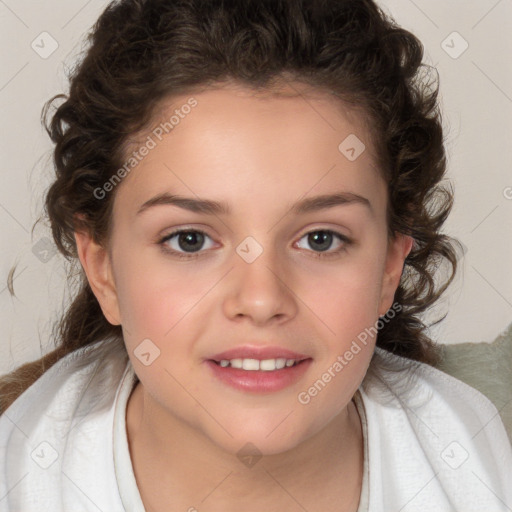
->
[302,254,385,337]
[298,250,385,416]
[113,248,222,343]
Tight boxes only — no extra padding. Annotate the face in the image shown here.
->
[79,83,411,456]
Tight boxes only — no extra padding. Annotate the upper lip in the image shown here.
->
[208,345,311,362]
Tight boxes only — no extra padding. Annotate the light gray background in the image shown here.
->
[1,0,511,374]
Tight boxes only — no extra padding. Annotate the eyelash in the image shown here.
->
[157,228,352,260]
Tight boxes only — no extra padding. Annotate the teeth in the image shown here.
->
[275,358,287,369]
[217,358,300,370]
[242,358,260,371]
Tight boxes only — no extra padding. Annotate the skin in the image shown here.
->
[75,82,412,512]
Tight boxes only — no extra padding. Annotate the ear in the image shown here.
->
[74,228,121,326]
[377,233,413,317]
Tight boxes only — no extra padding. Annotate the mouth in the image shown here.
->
[205,347,313,393]
[210,357,307,371]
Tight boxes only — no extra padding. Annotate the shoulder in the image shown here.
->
[0,337,130,511]
[359,347,512,511]
[365,347,508,436]
[1,337,128,426]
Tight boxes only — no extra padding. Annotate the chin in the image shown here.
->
[205,415,314,459]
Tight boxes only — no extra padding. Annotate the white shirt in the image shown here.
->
[0,338,510,511]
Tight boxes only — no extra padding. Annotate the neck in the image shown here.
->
[126,381,364,512]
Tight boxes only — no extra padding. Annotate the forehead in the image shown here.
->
[113,83,386,221]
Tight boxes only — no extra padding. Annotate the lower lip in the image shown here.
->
[204,359,313,393]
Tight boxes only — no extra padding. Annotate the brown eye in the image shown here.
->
[159,229,215,256]
[295,230,351,258]
[175,231,205,252]
[306,231,334,252]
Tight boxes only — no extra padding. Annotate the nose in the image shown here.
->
[222,245,298,326]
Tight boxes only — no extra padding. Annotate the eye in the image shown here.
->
[158,228,351,260]
[295,229,351,258]
[158,229,215,258]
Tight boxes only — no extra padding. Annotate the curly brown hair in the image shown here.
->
[0,0,461,412]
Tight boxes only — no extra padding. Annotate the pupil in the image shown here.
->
[309,231,332,252]
[178,232,204,252]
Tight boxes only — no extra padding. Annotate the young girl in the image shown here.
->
[1,0,511,511]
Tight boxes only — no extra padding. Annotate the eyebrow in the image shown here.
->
[136,191,372,216]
